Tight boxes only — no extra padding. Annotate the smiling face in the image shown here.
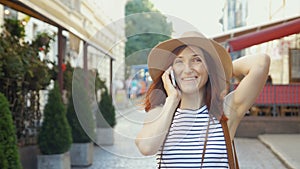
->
[172,45,209,95]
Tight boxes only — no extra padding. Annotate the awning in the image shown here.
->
[227,17,300,52]
[211,15,300,44]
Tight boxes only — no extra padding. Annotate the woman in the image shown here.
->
[135,31,270,168]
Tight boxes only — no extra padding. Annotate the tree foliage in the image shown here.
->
[98,87,116,128]
[67,68,95,143]
[125,0,173,66]
[38,82,72,154]
[0,18,55,146]
[0,93,22,169]
[66,93,93,143]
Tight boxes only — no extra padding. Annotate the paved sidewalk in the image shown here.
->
[234,138,287,169]
[73,107,289,169]
[259,134,300,169]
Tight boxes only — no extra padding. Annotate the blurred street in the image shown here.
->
[72,105,298,169]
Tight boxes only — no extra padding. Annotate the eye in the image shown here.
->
[173,58,183,64]
[192,57,202,63]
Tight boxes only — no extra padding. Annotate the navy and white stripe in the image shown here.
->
[156,105,228,169]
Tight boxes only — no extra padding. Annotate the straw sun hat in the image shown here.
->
[147,31,233,83]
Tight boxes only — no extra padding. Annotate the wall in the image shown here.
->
[236,116,300,138]
[246,0,300,84]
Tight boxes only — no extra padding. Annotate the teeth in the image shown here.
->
[183,77,196,80]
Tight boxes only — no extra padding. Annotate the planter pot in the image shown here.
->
[19,145,39,169]
[96,127,114,145]
[37,151,70,169]
[70,142,93,167]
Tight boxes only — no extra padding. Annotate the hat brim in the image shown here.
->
[147,37,232,82]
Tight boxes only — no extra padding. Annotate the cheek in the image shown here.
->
[195,65,207,74]
[173,66,183,75]
[197,67,209,83]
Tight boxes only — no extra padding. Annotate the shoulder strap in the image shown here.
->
[232,140,240,168]
[200,116,211,167]
[220,115,239,169]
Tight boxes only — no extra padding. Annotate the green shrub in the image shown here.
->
[38,82,72,154]
[0,93,22,169]
[67,68,95,143]
[98,88,116,128]
[0,19,54,148]
[66,93,94,143]
[0,143,8,169]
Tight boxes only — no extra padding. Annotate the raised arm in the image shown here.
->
[224,54,270,139]
[230,53,270,117]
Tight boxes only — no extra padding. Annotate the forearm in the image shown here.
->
[232,53,270,78]
[135,97,178,156]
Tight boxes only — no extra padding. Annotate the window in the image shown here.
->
[289,48,300,83]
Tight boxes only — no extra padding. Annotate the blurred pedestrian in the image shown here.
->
[130,78,138,98]
[138,79,147,96]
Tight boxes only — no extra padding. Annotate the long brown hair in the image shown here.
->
[144,45,212,112]
[145,45,225,168]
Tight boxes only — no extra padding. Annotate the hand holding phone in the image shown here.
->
[170,70,177,87]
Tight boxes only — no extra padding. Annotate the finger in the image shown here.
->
[162,67,171,81]
[163,67,172,77]
[162,66,172,83]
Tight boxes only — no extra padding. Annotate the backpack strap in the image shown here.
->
[220,115,239,169]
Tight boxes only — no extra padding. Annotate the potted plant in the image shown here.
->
[37,82,72,169]
[96,86,116,145]
[66,69,95,167]
[0,93,22,169]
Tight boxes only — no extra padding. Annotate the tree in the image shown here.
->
[98,87,116,128]
[67,68,95,143]
[0,93,22,169]
[38,82,72,154]
[0,18,55,146]
[66,93,93,143]
[125,0,173,67]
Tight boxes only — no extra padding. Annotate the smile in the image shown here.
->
[182,76,198,81]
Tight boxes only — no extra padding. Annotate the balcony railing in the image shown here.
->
[250,84,300,116]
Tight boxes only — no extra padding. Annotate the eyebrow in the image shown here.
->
[177,54,202,57]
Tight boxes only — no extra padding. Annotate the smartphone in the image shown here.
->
[170,70,177,87]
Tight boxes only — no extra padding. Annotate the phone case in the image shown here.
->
[170,70,176,87]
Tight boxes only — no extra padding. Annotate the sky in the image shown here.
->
[149,0,226,37]
[150,0,300,38]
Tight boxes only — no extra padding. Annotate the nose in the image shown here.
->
[183,62,193,74]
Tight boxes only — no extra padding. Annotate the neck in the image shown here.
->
[179,88,206,110]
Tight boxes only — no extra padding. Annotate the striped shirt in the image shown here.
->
[156,105,228,169]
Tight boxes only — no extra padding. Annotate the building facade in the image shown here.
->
[0,1,126,168]
[0,0,126,90]
[221,0,300,84]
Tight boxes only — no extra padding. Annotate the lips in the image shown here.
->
[182,76,198,81]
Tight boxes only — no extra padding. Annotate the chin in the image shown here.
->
[180,87,201,95]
